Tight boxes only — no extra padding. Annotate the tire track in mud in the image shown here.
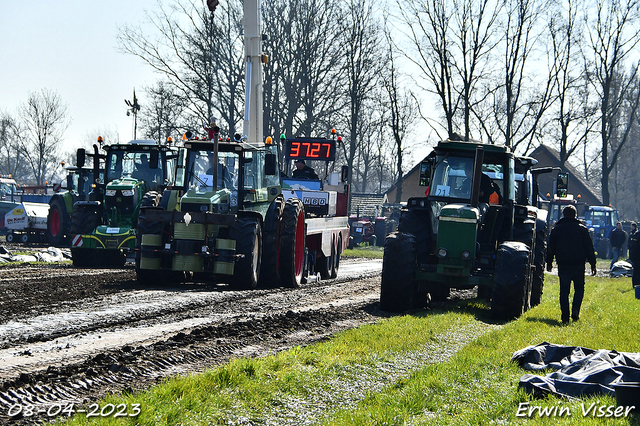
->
[0,259,384,424]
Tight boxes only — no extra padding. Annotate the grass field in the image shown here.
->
[57,266,640,425]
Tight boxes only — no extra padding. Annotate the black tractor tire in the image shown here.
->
[70,207,100,235]
[596,238,611,259]
[136,192,166,285]
[279,198,306,288]
[380,232,417,312]
[491,241,530,320]
[230,217,262,289]
[5,233,14,243]
[513,222,535,311]
[46,197,69,246]
[531,219,547,307]
[369,235,377,247]
[330,235,341,279]
[259,196,285,288]
[397,209,431,267]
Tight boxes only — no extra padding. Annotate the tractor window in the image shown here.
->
[186,150,238,191]
[429,156,474,199]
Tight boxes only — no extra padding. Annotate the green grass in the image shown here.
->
[58,273,640,425]
[342,244,384,258]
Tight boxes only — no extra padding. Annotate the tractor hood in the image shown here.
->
[440,204,480,221]
[106,177,145,192]
[179,188,235,214]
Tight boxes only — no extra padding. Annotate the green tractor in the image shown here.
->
[380,138,550,320]
[135,135,285,287]
[46,144,105,246]
[70,139,178,267]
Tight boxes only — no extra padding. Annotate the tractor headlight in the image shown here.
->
[105,189,116,196]
[461,250,471,259]
[121,189,135,197]
[437,248,448,258]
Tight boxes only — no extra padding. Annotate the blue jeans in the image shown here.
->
[610,247,620,269]
[558,264,585,321]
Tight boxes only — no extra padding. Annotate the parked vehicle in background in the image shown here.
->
[584,205,619,259]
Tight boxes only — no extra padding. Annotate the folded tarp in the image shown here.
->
[512,342,640,399]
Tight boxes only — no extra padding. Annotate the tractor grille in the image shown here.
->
[106,193,135,214]
[181,203,215,213]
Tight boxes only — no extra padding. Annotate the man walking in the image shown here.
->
[546,205,597,324]
[609,221,627,269]
[629,222,640,288]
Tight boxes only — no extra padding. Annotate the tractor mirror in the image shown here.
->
[419,161,431,186]
[76,148,86,168]
[149,150,160,169]
[341,165,349,183]
[556,172,568,198]
[265,153,276,175]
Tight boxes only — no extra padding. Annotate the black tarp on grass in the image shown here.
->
[512,342,640,399]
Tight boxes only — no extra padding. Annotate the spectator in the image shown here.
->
[292,159,319,180]
[546,205,597,324]
[629,222,639,288]
[609,222,627,269]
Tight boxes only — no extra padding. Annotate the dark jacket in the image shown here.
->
[629,230,640,261]
[292,165,319,180]
[546,217,597,267]
[609,227,627,249]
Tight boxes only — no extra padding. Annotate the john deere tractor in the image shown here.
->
[70,139,177,267]
[134,135,283,287]
[380,138,550,320]
[46,145,105,246]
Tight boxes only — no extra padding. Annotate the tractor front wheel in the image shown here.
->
[491,241,530,320]
[230,217,262,289]
[380,232,417,312]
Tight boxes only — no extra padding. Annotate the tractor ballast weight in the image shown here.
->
[380,138,550,320]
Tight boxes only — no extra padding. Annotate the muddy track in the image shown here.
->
[0,258,391,425]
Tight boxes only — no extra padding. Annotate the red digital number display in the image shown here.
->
[286,139,335,161]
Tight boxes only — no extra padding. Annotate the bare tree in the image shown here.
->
[546,0,599,167]
[395,0,502,141]
[118,0,245,137]
[490,0,555,150]
[383,32,419,204]
[16,89,69,185]
[0,112,30,181]
[583,0,640,205]
[262,0,345,144]
[340,0,383,197]
[140,81,190,142]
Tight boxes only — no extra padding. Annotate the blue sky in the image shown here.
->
[0,1,161,153]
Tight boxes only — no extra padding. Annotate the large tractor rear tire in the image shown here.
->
[46,197,69,246]
[230,217,262,289]
[259,196,285,288]
[531,219,547,307]
[380,232,417,312]
[491,241,530,320]
[279,199,306,288]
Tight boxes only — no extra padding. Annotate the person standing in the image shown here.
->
[546,205,597,324]
[629,222,640,288]
[609,222,627,269]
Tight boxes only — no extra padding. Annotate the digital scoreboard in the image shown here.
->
[285,138,336,161]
